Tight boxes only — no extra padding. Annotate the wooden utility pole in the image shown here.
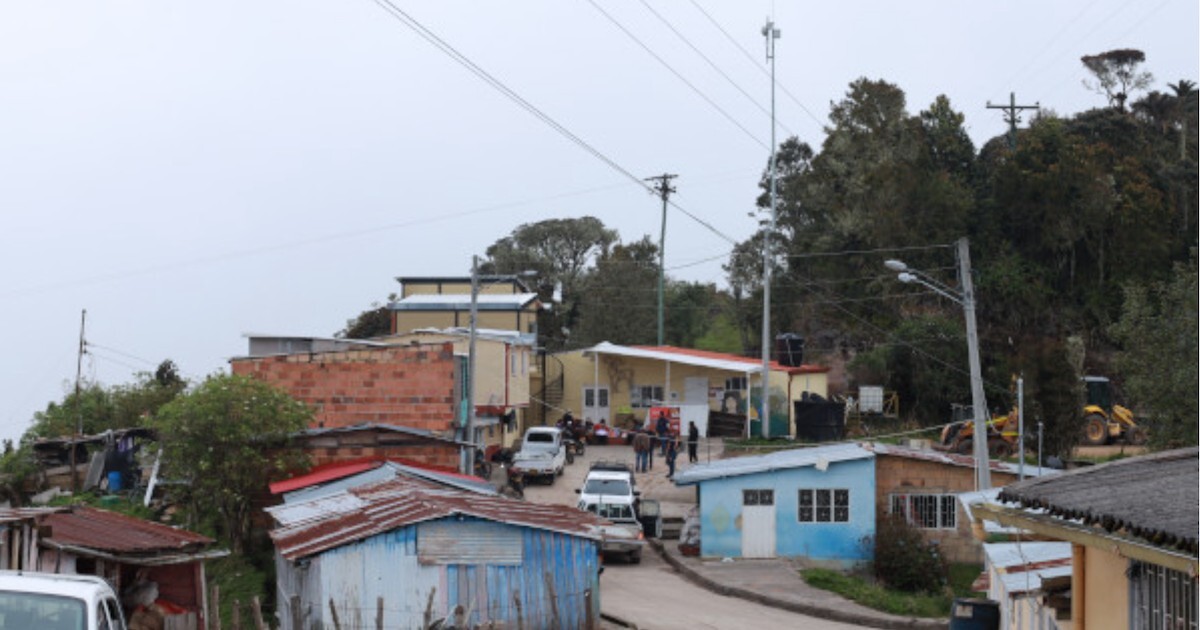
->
[987,92,1039,150]
[646,173,677,346]
[71,309,87,493]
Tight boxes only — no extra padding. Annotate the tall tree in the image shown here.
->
[150,373,311,553]
[1081,49,1153,111]
[483,217,618,351]
[573,237,658,346]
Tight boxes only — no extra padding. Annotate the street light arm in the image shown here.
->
[897,272,964,305]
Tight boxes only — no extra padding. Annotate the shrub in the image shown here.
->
[867,513,948,593]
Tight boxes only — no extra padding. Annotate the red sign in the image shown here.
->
[648,406,681,436]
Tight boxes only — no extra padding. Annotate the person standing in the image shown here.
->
[655,411,670,456]
[632,430,650,473]
[666,436,679,479]
[687,421,700,463]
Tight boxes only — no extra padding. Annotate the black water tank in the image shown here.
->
[775,333,805,367]
[949,598,1000,630]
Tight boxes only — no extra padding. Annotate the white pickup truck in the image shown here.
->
[0,571,128,629]
[576,462,662,563]
[511,426,567,485]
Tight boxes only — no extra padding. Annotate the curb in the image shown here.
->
[648,539,948,630]
[600,611,638,629]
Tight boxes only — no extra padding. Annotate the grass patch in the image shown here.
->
[802,563,984,618]
[206,554,272,626]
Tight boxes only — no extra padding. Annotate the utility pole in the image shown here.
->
[72,309,87,493]
[986,92,1039,150]
[957,238,991,491]
[759,18,780,439]
[646,173,677,347]
[464,256,480,475]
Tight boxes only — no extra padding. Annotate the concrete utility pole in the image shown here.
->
[987,92,1039,150]
[759,18,780,439]
[72,309,87,493]
[646,173,677,347]
[956,238,992,490]
[464,256,480,475]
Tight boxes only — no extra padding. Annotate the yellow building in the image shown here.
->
[390,276,541,335]
[553,342,828,438]
[382,328,534,454]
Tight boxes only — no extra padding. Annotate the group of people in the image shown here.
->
[631,411,699,478]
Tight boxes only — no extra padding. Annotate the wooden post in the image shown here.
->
[329,598,342,630]
[289,596,301,630]
[376,596,384,630]
[231,600,241,630]
[513,591,524,630]
[210,585,221,630]
[543,572,559,629]
[423,587,436,629]
[584,589,595,630]
[250,596,266,630]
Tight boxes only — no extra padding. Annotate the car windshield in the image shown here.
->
[0,591,86,629]
[583,478,631,496]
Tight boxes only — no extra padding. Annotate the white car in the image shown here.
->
[576,462,639,509]
[0,571,127,629]
[511,426,567,484]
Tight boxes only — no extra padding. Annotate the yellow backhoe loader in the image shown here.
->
[1081,376,1146,446]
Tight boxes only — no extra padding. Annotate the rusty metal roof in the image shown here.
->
[268,477,606,560]
[866,442,1057,477]
[40,507,213,554]
[997,447,1198,555]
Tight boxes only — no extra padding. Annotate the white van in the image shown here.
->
[0,571,127,629]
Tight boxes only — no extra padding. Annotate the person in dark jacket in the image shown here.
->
[687,421,700,463]
[655,411,670,456]
[666,436,679,479]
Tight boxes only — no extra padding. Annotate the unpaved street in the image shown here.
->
[520,440,861,630]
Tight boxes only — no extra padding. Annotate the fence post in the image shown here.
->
[584,589,595,630]
[210,585,221,630]
[543,572,560,628]
[423,587,437,629]
[250,596,266,630]
[376,596,384,630]
[329,598,342,630]
[512,591,524,630]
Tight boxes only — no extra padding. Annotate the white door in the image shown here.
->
[741,489,776,558]
[582,386,610,424]
[684,377,709,405]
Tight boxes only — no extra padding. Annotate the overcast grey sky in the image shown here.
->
[1,1,1196,445]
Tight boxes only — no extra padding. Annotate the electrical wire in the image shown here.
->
[687,0,825,132]
[584,0,768,150]
[636,0,796,138]
[86,342,157,368]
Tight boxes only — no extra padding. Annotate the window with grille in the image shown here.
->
[798,488,849,523]
[630,385,663,408]
[1131,561,1198,630]
[890,493,958,530]
[725,377,747,391]
[743,489,774,506]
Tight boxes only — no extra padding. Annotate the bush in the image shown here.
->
[867,514,948,593]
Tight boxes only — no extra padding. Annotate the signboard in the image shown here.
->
[647,406,681,436]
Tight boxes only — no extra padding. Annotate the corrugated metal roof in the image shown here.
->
[390,293,540,311]
[582,342,766,374]
[292,423,469,447]
[983,542,1073,595]
[268,477,605,560]
[41,507,213,553]
[630,345,829,375]
[406,327,536,346]
[672,442,873,486]
[271,460,383,495]
[866,442,1057,477]
[997,447,1199,554]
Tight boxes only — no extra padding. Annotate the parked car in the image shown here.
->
[0,571,127,629]
[576,461,662,542]
[511,427,567,484]
[585,501,646,564]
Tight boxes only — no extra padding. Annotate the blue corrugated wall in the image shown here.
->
[445,518,600,629]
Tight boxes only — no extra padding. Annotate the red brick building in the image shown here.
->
[231,344,459,434]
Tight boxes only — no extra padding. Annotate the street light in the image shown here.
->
[885,237,992,490]
[464,256,538,474]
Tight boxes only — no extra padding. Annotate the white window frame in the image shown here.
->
[798,488,850,523]
[630,384,664,409]
[889,492,958,530]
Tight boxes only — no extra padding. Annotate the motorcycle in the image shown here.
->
[498,463,525,499]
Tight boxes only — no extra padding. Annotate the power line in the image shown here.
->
[687,0,825,133]
[785,243,956,259]
[584,0,768,150]
[636,0,795,138]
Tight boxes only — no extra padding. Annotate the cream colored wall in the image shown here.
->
[394,310,536,334]
[401,281,526,297]
[1083,545,1130,630]
[394,311,460,332]
[556,349,821,430]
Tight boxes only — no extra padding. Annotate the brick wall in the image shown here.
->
[231,344,458,434]
[875,455,1020,564]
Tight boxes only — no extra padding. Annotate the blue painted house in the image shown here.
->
[672,442,875,566]
[268,477,604,629]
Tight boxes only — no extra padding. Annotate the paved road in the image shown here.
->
[520,440,860,630]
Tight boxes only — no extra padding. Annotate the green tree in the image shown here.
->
[1081,49,1153,111]
[28,360,187,441]
[1109,257,1198,448]
[337,295,395,339]
[150,373,312,553]
[574,237,658,346]
[483,217,618,351]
